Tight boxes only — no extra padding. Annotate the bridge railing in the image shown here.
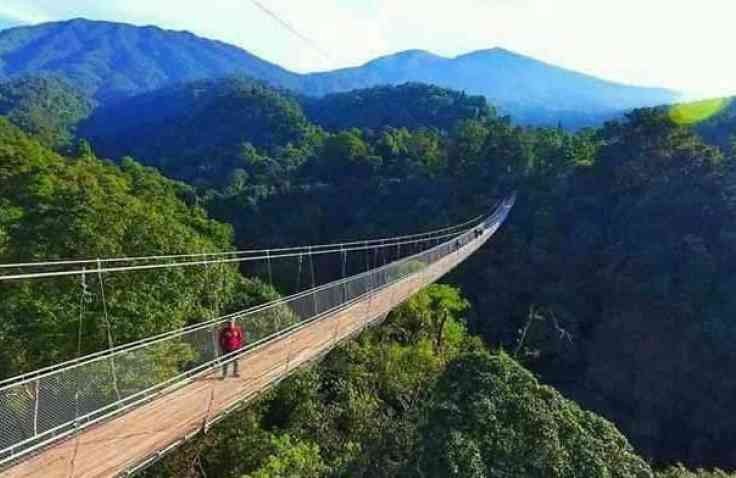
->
[0,198,514,468]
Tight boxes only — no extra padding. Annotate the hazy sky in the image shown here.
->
[2,0,735,97]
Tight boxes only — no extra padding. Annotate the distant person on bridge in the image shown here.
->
[219,321,245,378]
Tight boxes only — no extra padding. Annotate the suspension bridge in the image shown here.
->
[0,197,514,477]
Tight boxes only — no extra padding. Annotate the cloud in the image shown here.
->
[0,3,50,23]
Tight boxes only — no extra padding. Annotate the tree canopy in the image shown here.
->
[0,118,270,378]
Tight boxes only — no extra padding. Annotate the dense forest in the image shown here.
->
[1,73,736,477]
[0,76,92,149]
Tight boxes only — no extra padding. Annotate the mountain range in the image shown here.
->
[0,18,680,127]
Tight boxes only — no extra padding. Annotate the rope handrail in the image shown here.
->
[0,213,486,273]
[0,224,480,282]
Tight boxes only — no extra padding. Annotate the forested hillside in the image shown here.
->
[81,77,320,185]
[2,69,736,476]
[0,118,275,378]
[0,19,300,102]
[301,83,494,131]
[300,48,678,128]
[0,19,679,128]
[0,76,91,148]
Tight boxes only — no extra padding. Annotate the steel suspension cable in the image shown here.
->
[0,214,484,272]
[0,227,475,281]
[97,259,121,402]
[309,246,317,316]
[68,267,90,478]
[295,253,303,292]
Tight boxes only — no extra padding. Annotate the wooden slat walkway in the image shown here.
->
[2,240,479,478]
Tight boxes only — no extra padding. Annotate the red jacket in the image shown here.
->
[219,324,245,352]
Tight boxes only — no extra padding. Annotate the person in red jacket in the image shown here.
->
[219,320,245,378]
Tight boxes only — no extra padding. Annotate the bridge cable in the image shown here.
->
[68,268,90,478]
[266,250,273,287]
[204,257,224,368]
[295,253,303,293]
[308,246,317,316]
[365,241,373,315]
[97,259,121,402]
[0,214,484,273]
[341,245,347,302]
[0,228,473,281]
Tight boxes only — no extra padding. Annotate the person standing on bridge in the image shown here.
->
[219,320,245,378]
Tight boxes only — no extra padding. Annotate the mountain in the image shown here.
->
[0,19,680,127]
[80,76,317,185]
[301,48,679,127]
[81,79,506,186]
[0,18,301,102]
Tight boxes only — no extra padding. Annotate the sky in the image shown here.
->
[1,0,735,98]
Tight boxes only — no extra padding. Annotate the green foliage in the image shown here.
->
[0,76,92,148]
[0,119,262,378]
[302,83,493,132]
[454,108,736,470]
[316,130,382,181]
[385,284,469,354]
[82,77,322,186]
[243,435,327,478]
[414,350,653,478]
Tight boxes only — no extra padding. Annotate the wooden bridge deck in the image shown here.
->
[2,241,478,478]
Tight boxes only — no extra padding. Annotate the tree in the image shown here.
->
[414,350,653,478]
[242,435,327,478]
[319,130,382,181]
[386,284,469,355]
[0,120,255,378]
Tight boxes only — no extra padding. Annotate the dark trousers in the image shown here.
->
[222,356,240,377]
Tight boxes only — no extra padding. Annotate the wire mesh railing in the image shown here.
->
[0,197,514,469]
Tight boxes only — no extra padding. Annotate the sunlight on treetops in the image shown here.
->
[669,97,732,125]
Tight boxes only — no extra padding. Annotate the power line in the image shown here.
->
[248,0,332,61]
